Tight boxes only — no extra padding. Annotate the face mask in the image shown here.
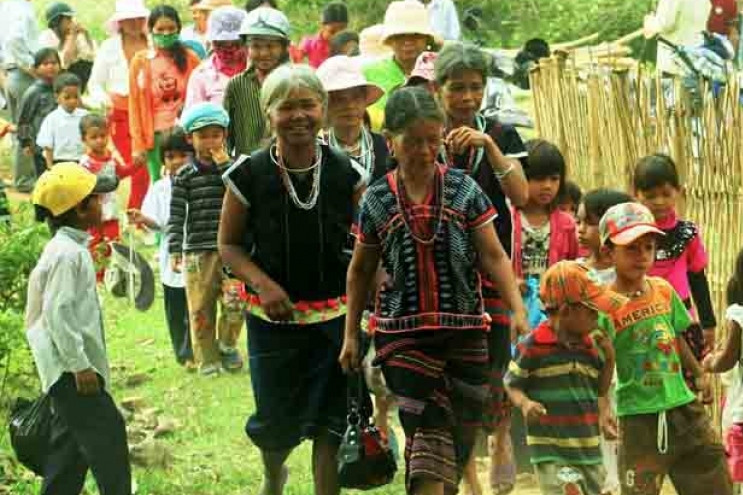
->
[153,33,180,49]
[213,45,247,76]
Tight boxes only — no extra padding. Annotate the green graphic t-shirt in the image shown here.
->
[598,277,695,417]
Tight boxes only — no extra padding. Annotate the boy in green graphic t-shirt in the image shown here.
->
[597,203,731,495]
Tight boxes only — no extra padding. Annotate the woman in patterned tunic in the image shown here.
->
[340,86,528,495]
[219,65,368,495]
[434,42,530,495]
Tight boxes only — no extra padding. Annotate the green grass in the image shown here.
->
[0,271,408,494]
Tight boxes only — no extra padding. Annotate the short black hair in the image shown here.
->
[79,114,108,136]
[524,139,567,200]
[322,2,348,24]
[330,30,359,56]
[582,188,634,222]
[633,153,681,192]
[560,180,582,206]
[159,127,193,163]
[33,47,61,68]
[53,72,82,94]
[35,195,94,231]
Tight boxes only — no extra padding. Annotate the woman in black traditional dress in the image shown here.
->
[219,64,368,495]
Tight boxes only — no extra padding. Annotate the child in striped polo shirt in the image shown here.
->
[506,261,627,495]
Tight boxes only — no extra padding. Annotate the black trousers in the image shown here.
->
[42,373,131,495]
[163,284,193,363]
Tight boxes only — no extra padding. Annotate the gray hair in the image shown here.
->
[260,64,328,118]
[434,42,489,86]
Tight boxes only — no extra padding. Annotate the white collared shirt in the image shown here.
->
[36,107,89,162]
[25,227,111,392]
[141,176,184,288]
[1,0,39,70]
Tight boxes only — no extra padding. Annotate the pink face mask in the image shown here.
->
[213,45,248,77]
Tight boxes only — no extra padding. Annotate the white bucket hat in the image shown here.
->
[193,0,234,11]
[381,1,439,45]
[359,24,391,59]
[207,6,247,42]
[317,56,384,107]
[106,0,149,35]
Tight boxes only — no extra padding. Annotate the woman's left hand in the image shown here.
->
[445,126,494,155]
[339,334,361,374]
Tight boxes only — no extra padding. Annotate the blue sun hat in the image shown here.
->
[181,102,230,133]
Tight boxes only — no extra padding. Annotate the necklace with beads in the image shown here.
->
[395,166,445,245]
[328,126,375,176]
[618,280,649,299]
[270,142,323,210]
[440,114,486,174]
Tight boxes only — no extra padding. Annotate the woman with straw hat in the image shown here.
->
[184,6,247,110]
[88,0,150,210]
[220,64,369,495]
[317,55,388,182]
[362,0,440,131]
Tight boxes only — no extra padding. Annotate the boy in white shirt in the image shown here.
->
[27,164,130,495]
[36,72,88,169]
[128,129,195,369]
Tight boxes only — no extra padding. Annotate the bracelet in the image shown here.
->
[494,162,516,181]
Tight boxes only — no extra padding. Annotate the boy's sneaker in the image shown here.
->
[199,363,223,377]
[220,346,244,372]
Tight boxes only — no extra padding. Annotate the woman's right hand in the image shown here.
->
[339,333,361,374]
[132,151,147,168]
[258,279,294,322]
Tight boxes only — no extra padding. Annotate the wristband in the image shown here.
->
[494,162,515,181]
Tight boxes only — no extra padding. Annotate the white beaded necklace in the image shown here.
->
[328,126,375,176]
[270,142,323,210]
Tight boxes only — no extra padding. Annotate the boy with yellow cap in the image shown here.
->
[505,260,626,495]
[26,164,131,494]
[597,202,732,495]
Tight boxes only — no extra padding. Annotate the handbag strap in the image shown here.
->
[346,372,365,427]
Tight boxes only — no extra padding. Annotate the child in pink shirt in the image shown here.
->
[633,153,716,386]
[294,2,348,68]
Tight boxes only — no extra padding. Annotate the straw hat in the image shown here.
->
[359,24,391,59]
[317,56,384,106]
[193,0,234,11]
[380,1,438,45]
[106,0,149,34]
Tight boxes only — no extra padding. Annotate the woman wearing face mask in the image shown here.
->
[185,6,247,110]
[88,0,151,210]
[129,5,200,186]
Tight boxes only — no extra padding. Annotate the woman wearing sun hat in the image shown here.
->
[88,0,150,210]
[185,6,247,110]
[317,55,388,182]
[362,0,440,131]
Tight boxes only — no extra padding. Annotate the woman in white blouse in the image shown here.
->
[88,0,150,210]
[644,0,711,75]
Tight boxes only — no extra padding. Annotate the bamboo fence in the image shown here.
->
[531,57,743,426]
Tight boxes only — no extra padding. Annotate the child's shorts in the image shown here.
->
[726,423,743,482]
[534,462,605,495]
[618,401,732,495]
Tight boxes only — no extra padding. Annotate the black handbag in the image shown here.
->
[337,372,397,490]
[8,394,53,475]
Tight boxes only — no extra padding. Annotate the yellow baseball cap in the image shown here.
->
[32,163,117,217]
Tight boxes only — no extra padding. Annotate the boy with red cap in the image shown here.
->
[598,202,732,495]
[506,260,626,495]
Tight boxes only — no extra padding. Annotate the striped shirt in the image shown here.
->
[168,159,231,254]
[505,321,603,466]
[223,66,267,156]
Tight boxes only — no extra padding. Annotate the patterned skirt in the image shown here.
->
[374,328,489,493]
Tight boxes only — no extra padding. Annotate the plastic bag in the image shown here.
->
[8,394,52,475]
[523,276,546,330]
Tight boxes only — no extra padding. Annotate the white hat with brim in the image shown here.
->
[106,0,150,35]
[240,7,291,40]
[380,1,440,46]
[193,0,234,11]
[317,56,385,107]
[207,6,247,42]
